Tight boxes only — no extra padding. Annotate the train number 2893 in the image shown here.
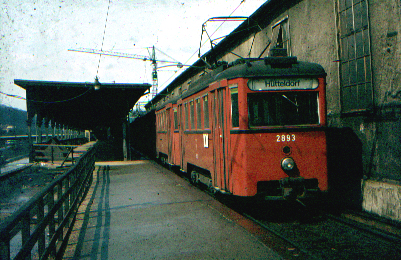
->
[276,134,296,142]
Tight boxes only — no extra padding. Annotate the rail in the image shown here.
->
[0,143,97,259]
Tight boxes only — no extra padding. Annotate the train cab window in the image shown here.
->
[190,100,195,130]
[203,95,209,129]
[184,103,189,130]
[174,108,178,130]
[248,92,319,127]
[230,87,239,128]
[196,98,202,129]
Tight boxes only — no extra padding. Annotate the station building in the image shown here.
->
[146,0,401,222]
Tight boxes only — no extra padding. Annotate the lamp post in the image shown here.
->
[94,76,101,90]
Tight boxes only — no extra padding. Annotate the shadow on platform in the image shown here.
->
[63,166,111,259]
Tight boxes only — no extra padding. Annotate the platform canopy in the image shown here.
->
[15,79,150,130]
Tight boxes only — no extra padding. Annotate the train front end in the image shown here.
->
[228,57,328,201]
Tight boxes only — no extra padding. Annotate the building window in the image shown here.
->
[338,0,373,113]
[203,95,209,129]
[196,98,202,129]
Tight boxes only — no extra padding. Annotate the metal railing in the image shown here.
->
[33,144,79,165]
[0,143,96,259]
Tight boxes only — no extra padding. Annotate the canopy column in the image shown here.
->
[36,114,44,144]
[122,119,128,161]
[44,117,50,141]
[51,120,56,138]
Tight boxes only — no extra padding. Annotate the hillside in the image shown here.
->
[0,104,28,136]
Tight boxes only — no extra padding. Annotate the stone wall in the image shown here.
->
[362,180,401,221]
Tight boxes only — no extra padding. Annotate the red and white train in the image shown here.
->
[155,54,328,201]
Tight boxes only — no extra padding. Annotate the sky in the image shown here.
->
[0,0,267,111]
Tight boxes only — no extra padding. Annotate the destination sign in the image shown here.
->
[248,78,319,91]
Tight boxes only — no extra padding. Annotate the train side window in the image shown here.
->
[190,100,195,130]
[203,95,209,129]
[160,111,163,131]
[162,111,165,131]
[174,108,178,130]
[184,103,189,130]
[160,112,163,131]
[230,87,239,128]
[163,111,166,131]
[159,113,161,131]
[156,113,159,130]
[196,98,201,129]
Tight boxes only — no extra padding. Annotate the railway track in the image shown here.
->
[163,161,401,259]
[0,163,67,221]
[188,178,401,258]
[240,204,401,259]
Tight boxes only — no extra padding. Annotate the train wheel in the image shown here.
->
[161,156,167,165]
[190,170,199,185]
[208,185,217,195]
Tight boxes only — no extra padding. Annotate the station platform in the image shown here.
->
[63,160,283,259]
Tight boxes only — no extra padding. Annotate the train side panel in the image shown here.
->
[179,90,214,174]
[156,108,169,161]
[181,132,214,174]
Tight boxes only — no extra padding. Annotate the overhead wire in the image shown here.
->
[0,90,26,101]
[0,1,113,105]
[96,0,112,77]
[3,1,250,106]
[158,0,247,91]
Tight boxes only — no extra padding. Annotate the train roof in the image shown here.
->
[181,57,326,99]
[155,57,326,110]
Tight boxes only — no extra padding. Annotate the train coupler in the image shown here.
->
[280,177,306,200]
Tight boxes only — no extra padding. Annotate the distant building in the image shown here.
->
[0,125,16,135]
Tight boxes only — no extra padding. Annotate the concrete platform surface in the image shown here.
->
[63,160,282,259]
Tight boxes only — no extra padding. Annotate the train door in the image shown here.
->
[178,102,185,170]
[172,106,180,166]
[212,87,229,192]
[167,106,173,165]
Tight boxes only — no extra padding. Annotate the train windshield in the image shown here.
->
[248,92,319,127]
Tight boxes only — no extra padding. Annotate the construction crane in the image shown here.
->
[69,46,182,100]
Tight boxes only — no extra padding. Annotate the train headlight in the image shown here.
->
[281,157,295,171]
